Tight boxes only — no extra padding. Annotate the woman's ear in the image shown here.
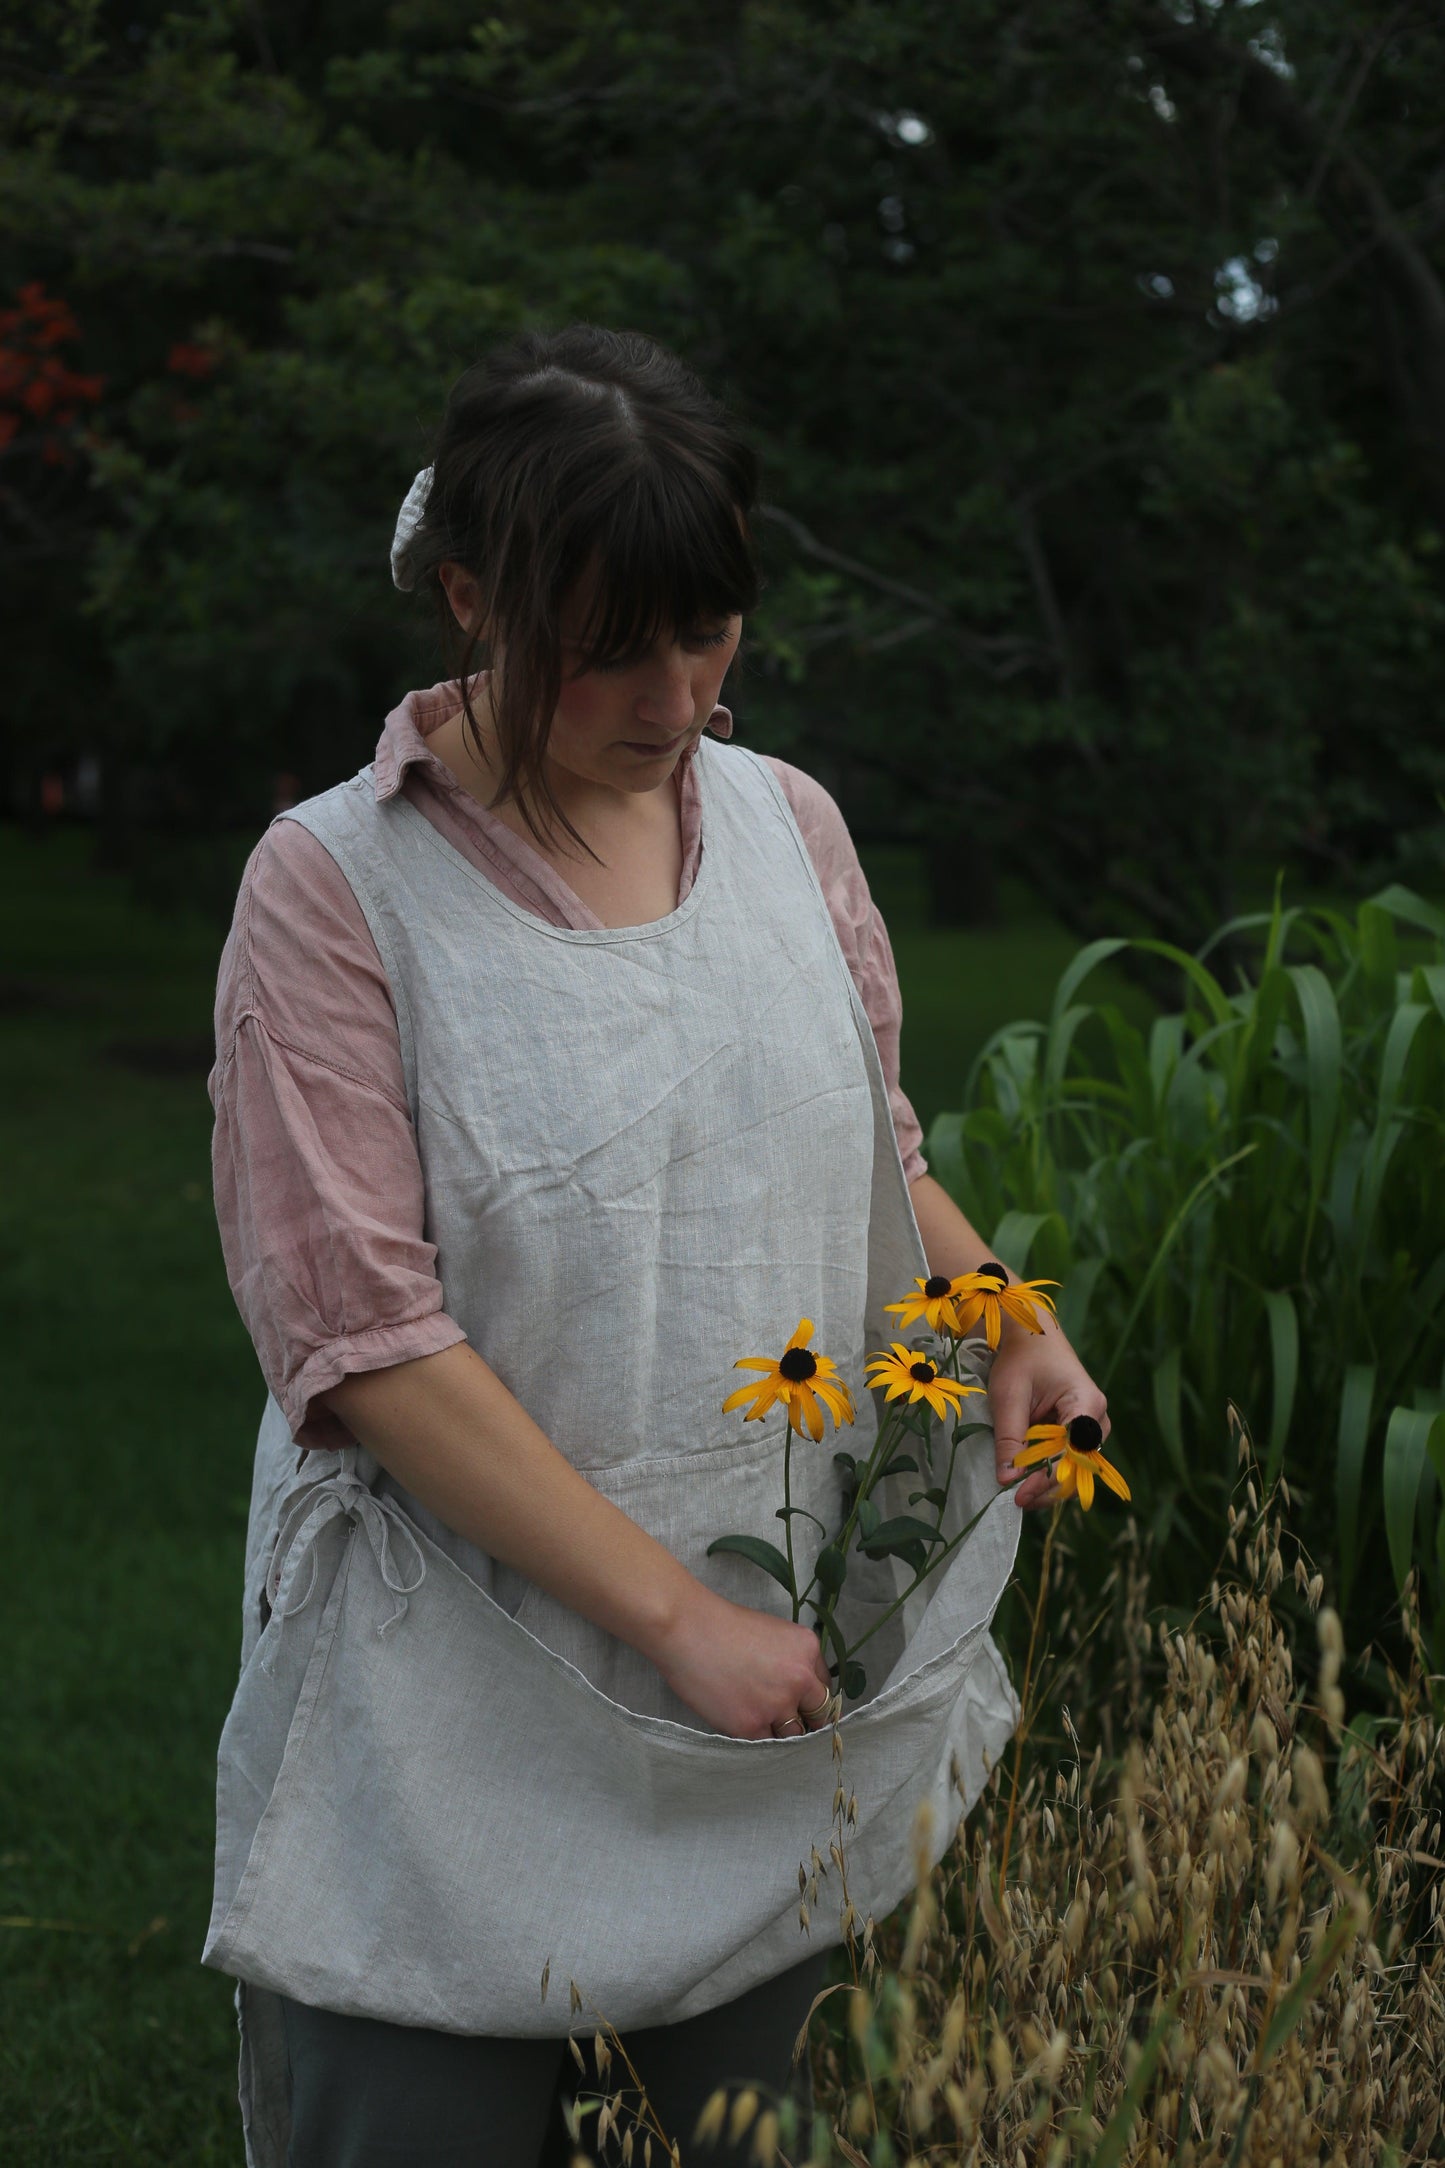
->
[437,560,484,636]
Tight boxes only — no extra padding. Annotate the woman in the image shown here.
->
[204,324,1108,2168]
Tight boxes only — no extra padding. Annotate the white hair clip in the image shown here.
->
[390,465,434,590]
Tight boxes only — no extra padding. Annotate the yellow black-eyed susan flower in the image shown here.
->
[723,1317,856,1442]
[1010,1414,1130,1511]
[952,1260,1060,1349]
[863,1344,983,1424]
[884,1274,963,1336]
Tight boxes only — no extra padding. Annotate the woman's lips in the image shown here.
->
[622,728,690,756]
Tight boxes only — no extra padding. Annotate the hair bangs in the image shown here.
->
[563,458,758,673]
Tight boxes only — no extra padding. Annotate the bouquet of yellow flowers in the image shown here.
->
[708,1263,1128,1702]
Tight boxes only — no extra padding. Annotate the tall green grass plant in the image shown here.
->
[927,885,1445,1677]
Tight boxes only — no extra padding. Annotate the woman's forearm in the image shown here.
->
[908,1170,1002,1284]
[316,1341,698,1663]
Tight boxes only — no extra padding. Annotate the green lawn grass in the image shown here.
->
[0,819,1143,2162]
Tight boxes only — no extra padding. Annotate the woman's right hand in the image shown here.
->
[652,1586,837,1739]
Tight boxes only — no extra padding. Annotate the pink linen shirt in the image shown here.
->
[208,676,928,1453]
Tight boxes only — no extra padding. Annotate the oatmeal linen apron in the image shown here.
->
[204,735,1020,2167]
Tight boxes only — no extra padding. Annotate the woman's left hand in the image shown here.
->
[987,1319,1110,1510]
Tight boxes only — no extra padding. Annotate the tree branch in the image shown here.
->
[756,502,1045,677]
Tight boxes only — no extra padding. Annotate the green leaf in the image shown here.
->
[1383,1407,1445,1595]
[857,1497,881,1541]
[775,1505,827,1533]
[1132,938,1235,1029]
[1285,964,1343,1215]
[1043,1001,1093,1093]
[1369,883,1445,943]
[832,1451,858,1479]
[878,1454,918,1479]
[842,1662,867,1699]
[860,1514,948,1552]
[909,1488,948,1509]
[1259,1287,1299,1487]
[922,1110,968,1196]
[1049,937,1129,1030]
[1335,1363,1375,1605]
[1103,1144,1258,1388]
[952,1420,992,1444]
[1377,1002,1430,1118]
[705,1534,795,1596]
[820,1609,849,1674]
[814,1544,847,1594]
[989,1208,1058,1277]
[1355,899,1399,999]
[1150,1346,1187,1484]
[1056,1254,1106,1347]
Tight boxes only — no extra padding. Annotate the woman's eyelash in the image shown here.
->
[586,630,732,673]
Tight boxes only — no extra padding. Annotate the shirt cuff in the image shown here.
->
[283,1312,469,1452]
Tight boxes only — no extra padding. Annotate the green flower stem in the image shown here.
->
[838,1494,995,1664]
[783,1411,798,1620]
[799,1395,911,1625]
[931,1422,963,1541]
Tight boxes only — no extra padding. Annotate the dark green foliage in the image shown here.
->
[3,2,1445,940]
[928,882,1445,1681]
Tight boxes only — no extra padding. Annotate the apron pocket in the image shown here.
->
[204,1474,1020,2038]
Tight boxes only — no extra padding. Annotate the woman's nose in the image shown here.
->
[634,650,696,730]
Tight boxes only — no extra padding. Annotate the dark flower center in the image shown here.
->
[909,1360,937,1383]
[1067,1415,1103,1452]
[977,1261,1009,1285]
[924,1275,953,1299]
[779,1347,818,1382]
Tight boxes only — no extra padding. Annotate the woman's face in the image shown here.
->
[438,560,742,799]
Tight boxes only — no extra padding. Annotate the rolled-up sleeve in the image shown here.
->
[763,757,928,1184]
[209,824,466,1451]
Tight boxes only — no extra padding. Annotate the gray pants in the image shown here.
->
[277,1945,835,2167]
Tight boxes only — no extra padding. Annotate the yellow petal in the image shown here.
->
[1055,1455,1078,1497]
[733,1356,781,1375]
[984,1301,1001,1350]
[723,1377,782,1421]
[1010,1438,1057,1470]
[1076,1460,1095,1511]
[794,1387,824,1442]
[816,1381,855,1427]
[1093,1452,1132,1502]
[786,1317,814,1351]
[1024,1422,1068,1450]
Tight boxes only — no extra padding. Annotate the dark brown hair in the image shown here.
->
[396,324,760,860]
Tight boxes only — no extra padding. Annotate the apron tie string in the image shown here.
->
[261,1451,426,1674]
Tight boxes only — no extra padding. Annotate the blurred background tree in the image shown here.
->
[3,0,1444,945]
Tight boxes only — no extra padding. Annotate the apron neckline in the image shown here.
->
[374,735,730,947]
